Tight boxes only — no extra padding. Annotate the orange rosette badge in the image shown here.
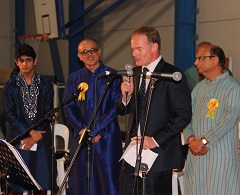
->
[78,82,88,101]
[206,98,219,119]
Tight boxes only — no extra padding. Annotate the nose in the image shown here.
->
[194,58,198,66]
[132,50,136,57]
[22,60,28,65]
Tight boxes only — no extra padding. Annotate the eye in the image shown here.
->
[26,58,33,63]
[18,59,24,63]
[89,48,98,54]
[80,50,88,55]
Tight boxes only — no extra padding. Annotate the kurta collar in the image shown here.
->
[206,71,229,85]
[84,61,104,75]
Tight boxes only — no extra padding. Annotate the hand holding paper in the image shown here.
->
[120,140,158,175]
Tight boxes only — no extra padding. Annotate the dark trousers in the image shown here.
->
[119,161,172,195]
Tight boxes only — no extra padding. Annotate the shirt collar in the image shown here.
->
[142,55,162,73]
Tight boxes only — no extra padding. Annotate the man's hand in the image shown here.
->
[130,136,157,150]
[92,134,101,143]
[20,137,35,151]
[121,76,134,102]
[79,129,101,144]
[188,139,209,155]
[30,130,46,143]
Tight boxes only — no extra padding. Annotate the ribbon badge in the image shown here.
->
[78,82,88,101]
[206,98,219,119]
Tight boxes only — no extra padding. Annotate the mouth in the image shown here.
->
[87,57,94,60]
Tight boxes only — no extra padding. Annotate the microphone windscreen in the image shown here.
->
[125,63,133,71]
[173,72,182,81]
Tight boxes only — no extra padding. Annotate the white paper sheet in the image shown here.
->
[120,141,158,174]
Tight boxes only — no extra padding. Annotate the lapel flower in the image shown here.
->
[78,82,88,101]
[206,98,219,119]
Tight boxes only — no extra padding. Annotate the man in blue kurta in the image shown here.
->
[63,39,122,195]
[183,43,240,194]
[3,44,56,194]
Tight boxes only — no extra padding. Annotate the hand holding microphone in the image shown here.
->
[121,76,134,102]
[121,64,134,103]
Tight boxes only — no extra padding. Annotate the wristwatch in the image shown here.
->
[201,137,208,145]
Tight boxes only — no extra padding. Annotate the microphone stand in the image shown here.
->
[123,75,131,150]
[9,90,81,146]
[132,77,158,195]
[57,76,115,195]
[9,89,81,195]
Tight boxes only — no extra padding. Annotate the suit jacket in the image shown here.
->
[117,58,192,171]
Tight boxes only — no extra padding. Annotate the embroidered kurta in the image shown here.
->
[183,72,240,195]
[63,63,122,195]
[3,73,55,192]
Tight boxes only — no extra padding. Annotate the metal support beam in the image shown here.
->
[68,0,126,40]
[49,40,65,83]
[65,0,103,29]
[15,0,25,44]
[174,0,197,71]
[68,0,84,74]
[56,0,66,39]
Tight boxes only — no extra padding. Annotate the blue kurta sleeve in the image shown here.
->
[89,75,121,136]
[3,79,29,138]
[63,72,88,133]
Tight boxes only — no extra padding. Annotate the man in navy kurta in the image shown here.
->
[63,39,122,195]
[4,44,55,193]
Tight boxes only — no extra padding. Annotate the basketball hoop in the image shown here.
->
[18,33,50,56]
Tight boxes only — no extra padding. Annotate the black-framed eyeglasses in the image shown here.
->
[79,48,99,56]
[195,56,215,61]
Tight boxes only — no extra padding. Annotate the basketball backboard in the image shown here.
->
[33,0,59,39]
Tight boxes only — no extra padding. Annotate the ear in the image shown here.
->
[212,56,222,69]
[15,60,19,66]
[77,53,83,61]
[212,56,219,65]
[98,48,101,55]
[151,43,159,52]
[34,58,38,65]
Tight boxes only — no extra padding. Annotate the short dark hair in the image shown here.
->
[15,44,36,60]
[132,25,161,51]
[210,45,226,68]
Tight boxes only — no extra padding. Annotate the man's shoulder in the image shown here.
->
[3,75,16,87]
[40,74,54,83]
[160,59,183,73]
[68,69,84,78]
[99,63,116,71]
[225,75,240,88]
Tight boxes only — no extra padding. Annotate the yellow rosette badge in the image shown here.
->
[78,82,88,101]
[206,98,219,119]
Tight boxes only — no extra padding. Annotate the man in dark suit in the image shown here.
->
[117,25,192,195]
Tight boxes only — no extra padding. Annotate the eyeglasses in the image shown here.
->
[79,48,99,56]
[195,56,215,61]
[17,58,34,63]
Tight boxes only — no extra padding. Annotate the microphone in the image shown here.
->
[144,71,182,81]
[125,63,133,74]
[124,64,133,97]
[104,68,134,76]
